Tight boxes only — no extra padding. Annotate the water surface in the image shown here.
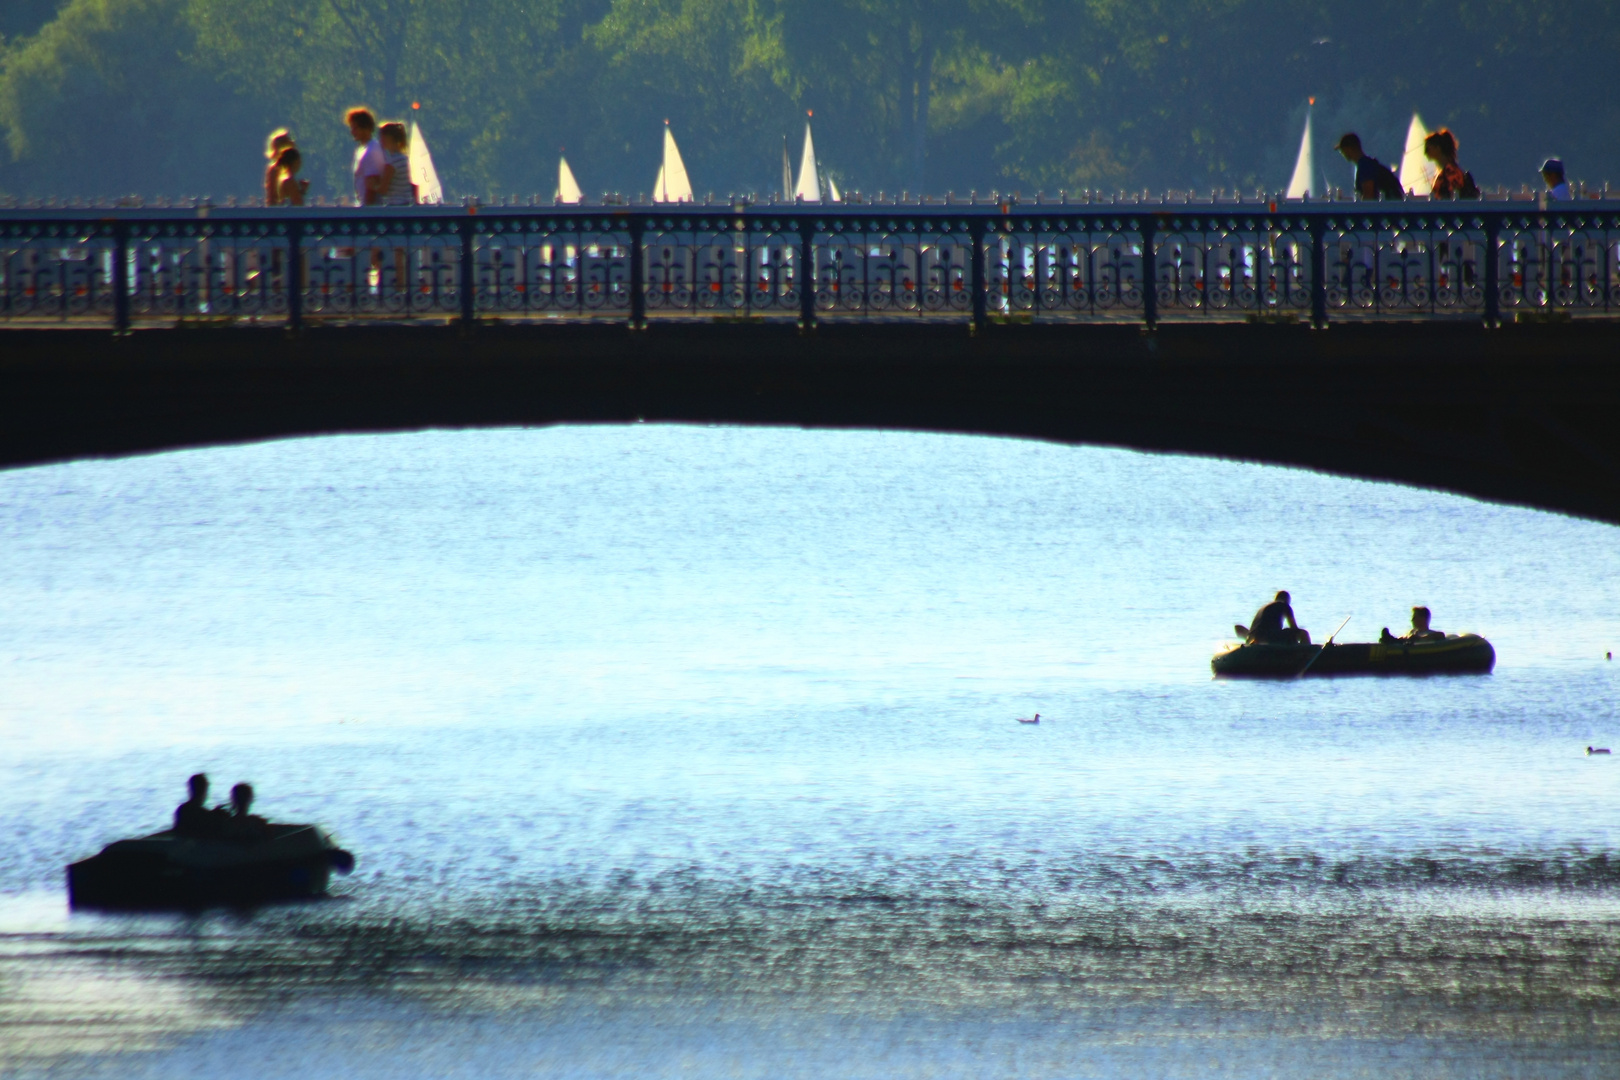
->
[2,427,1618,1078]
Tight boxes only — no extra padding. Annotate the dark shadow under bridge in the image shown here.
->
[2,320,1618,526]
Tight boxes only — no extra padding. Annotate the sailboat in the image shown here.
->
[408,119,443,204]
[1398,113,1437,196]
[652,122,693,203]
[781,137,793,202]
[557,155,583,204]
[826,173,841,202]
[793,118,821,202]
[1285,98,1315,199]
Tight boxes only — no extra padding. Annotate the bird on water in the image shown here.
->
[1016,714,1041,725]
[1587,746,1611,756]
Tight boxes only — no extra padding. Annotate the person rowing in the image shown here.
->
[1235,590,1311,645]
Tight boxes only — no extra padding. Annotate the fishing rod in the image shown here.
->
[1298,615,1352,677]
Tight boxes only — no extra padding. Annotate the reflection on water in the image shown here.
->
[1,427,1618,1077]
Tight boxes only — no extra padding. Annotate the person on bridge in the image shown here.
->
[1334,134,1404,200]
[1425,130,1479,199]
[264,129,295,206]
[377,122,416,206]
[1237,591,1311,645]
[270,146,307,207]
[345,107,387,206]
[1540,158,1571,201]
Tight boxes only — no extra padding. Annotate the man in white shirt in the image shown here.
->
[346,107,386,206]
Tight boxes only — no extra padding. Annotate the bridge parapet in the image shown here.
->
[3,203,1619,331]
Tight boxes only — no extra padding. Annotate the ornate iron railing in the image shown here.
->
[3,202,1619,330]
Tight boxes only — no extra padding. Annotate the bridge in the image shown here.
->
[2,200,1619,523]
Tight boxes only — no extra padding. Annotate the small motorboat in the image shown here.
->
[67,824,355,910]
[1212,634,1495,678]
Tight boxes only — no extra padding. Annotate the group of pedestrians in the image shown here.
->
[261,107,418,207]
[1333,127,1570,202]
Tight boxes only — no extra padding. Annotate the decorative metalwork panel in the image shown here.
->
[990,217,1145,319]
[0,220,117,323]
[480,216,631,316]
[301,218,461,319]
[1495,211,1619,314]
[124,219,292,322]
[641,215,785,316]
[813,217,971,318]
[1156,215,1313,319]
[1323,213,1485,317]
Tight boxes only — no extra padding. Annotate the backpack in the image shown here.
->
[1369,157,1406,200]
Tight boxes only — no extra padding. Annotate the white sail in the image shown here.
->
[557,155,583,204]
[1399,113,1437,196]
[654,124,693,203]
[827,171,841,202]
[1285,102,1314,199]
[408,120,443,204]
[794,121,820,202]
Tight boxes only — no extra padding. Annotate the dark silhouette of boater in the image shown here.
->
[174,773,230,837]
[1235,590,1311,645]
[224,782,271,841]
[1382,606,1446,643]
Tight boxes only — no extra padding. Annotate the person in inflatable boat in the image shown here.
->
[1236,591,1311,645]
[1382,606,1446,643]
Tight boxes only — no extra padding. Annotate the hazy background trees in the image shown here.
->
[1,0,1615,200]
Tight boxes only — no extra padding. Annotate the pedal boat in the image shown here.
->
[1211,633,1495,678]
[67,824,355,910]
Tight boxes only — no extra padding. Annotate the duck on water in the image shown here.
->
[1214,593,1495,677]
[67,773,355,910]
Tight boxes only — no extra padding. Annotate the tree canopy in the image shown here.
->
[2,0,1615,200]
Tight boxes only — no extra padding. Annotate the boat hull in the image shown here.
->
[1212,635,1496,678]
[67,824,353,910]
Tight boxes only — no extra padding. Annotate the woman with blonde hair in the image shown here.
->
[264,128,295,205]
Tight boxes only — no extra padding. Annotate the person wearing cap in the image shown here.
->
[1541,159,1571,200]
[1334,133,1404,200]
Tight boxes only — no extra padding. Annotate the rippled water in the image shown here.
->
[2,427,1618,1078]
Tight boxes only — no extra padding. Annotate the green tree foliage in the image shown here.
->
[0,0,262,198]
[2,0,1616,200]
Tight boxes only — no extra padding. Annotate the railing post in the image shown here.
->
[970,216,987,334]
[628,213,646,330]
[1310,214,1328,329]
[287,219,303,333]
[1141,215,1158,329]
[459,214,476,328]
[1483,212,1501,329]
[111,220,130,333]
[798,216,816,331]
